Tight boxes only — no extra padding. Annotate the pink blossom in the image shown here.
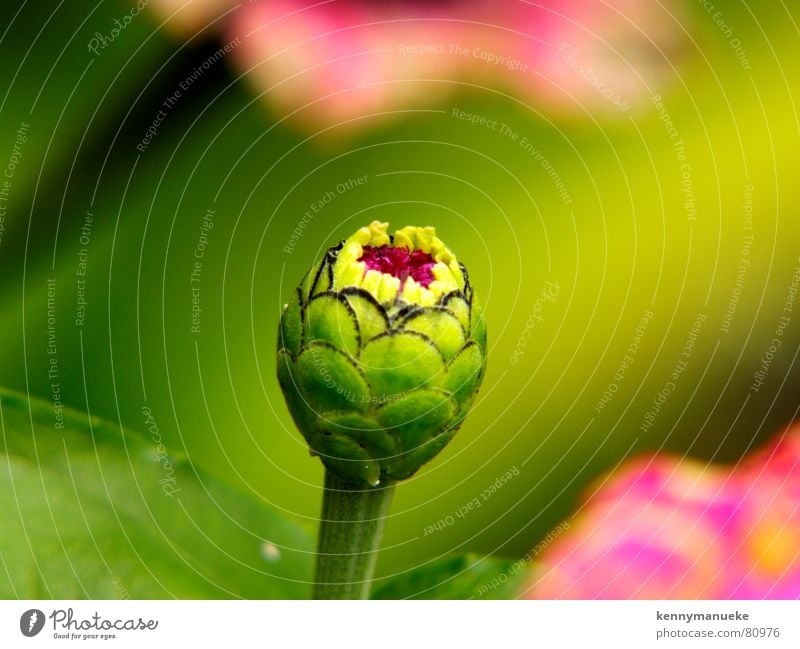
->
[146,0,235,37]
[146,1,687,133]
[524,426,800,599]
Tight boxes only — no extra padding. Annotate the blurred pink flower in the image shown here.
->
[147,0,235,36]
[523,426,800,599]
[731,432,800,598]
[146,0,687,133]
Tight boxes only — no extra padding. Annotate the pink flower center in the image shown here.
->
[359,245,436,289]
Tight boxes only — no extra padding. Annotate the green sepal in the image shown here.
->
[470,295,487,351]
[320,413,397,461]
[385,428,457,481]
[377,389,455,453]
[399,308,466,361]
[278,290,303,358]
[442,343,486,411]
[305,293,360,357]
[312,432,382,486]
[344,289,389,343]
[360,332,445,399]
[295,343,370,414]
[442,293,471,335]
[276,350,316,437]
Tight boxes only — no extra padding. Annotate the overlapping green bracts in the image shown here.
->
[277,221,487,486]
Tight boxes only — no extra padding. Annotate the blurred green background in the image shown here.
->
[1,0,798,590]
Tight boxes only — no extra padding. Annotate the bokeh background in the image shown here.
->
[1,0,798,592]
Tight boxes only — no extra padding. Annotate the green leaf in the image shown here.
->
[0,388,314,598]
[371,553,533,600]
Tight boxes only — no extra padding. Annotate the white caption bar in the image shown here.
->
[1,600,798,648]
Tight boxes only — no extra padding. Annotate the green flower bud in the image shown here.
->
[277,221,487,486]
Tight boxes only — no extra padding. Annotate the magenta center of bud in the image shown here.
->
[358,245,436,289]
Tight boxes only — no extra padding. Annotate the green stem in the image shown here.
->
[313,470,396,599]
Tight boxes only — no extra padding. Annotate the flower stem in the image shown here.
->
[313,470,395,599]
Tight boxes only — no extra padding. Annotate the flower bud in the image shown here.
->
[277,221,487,486]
